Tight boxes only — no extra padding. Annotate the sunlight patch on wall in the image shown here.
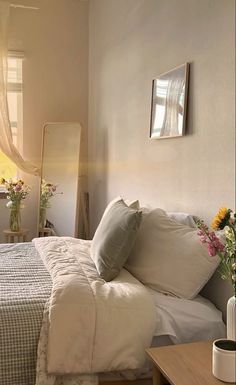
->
[0,151,16,180]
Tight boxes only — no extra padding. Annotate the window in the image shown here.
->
[0,53,23,188]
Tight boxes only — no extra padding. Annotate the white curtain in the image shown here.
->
[0,1,39,176]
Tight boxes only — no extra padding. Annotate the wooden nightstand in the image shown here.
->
[3,228,29,243]
[146,340,230,385]
[38,227,53,237]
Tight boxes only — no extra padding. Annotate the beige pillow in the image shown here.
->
[125,208,220,299]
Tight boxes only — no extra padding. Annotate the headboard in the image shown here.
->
[201,272,234,322]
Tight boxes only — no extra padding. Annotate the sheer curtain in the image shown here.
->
[0,1,39,176]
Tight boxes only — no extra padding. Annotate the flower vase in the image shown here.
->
[39,207,46,229]
[227,296,236,341]
[10,206,21,231]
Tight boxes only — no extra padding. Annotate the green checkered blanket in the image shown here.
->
[0,242,52,385]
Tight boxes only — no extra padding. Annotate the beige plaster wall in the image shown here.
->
[0,0,88,241]
[88,0,235,313]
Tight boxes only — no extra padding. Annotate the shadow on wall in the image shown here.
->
[186,61,194,136]
[89,126,108,237]
[201,273,234,322]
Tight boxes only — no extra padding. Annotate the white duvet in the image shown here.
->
[33,237,156,376]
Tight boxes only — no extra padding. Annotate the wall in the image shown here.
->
[88,0,235,314]
[0,0,88,241]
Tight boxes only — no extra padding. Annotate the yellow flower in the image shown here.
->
[212,207,230,230]
[0,177,5,185]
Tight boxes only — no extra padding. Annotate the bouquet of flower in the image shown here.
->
[0,177,30,231]
[197,207,236,292]
[40,180,59,209]
[39,180,62,229]
[0,177,30,208]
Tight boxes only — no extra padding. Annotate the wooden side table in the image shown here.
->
[3,228,29,243]
[38,227,53,237]
[146,340,229,385]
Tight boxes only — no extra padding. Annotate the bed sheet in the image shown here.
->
[148,288,226,342]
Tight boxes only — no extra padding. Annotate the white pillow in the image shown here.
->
[166,212,197,228]
[125,208,220,299]
[140,206,197,228]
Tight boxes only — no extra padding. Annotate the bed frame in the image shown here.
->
[99,380,153,385]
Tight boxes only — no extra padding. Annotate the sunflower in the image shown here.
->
[211,207,231,230]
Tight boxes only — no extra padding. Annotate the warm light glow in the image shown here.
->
[0,56,22,182]
[0,151,16,180]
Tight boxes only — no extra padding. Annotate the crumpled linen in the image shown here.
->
[33,237,156,376]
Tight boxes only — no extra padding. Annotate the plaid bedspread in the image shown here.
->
[0,242,52,385]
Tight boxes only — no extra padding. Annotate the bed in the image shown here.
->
[1,238,156,385]
[0,236,225,385]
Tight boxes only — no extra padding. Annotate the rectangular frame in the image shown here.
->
[150,63,189,139]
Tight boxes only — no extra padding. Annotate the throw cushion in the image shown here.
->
[91,199,142,281]
[125,208,220,299]
[102,196,140,220]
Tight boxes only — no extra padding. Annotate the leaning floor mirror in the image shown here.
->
[39,122,81,237]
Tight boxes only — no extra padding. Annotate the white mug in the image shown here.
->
[212,339,236,383]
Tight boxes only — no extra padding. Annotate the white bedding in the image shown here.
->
[33,237,156,377]
[33,236,225,385]
[100,291,226,382]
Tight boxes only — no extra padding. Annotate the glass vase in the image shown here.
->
[227,295,236,341]
[39,207,47,229]
[10,205,21,232]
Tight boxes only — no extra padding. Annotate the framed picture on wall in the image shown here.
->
[150,63,189,139]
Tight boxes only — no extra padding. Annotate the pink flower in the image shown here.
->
[197,230,204,236]
[197,230,208,243]
[14,184,22,192]
[207,243,216,257]
[232,274,236,282]
[199,229,225,257]
[208,232,225,252]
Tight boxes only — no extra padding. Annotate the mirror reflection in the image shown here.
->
[150,63,189,139]
[39,122,81,237]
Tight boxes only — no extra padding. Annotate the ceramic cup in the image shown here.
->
[212,339,236,383]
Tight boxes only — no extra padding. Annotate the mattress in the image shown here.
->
[0,241,226,385]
